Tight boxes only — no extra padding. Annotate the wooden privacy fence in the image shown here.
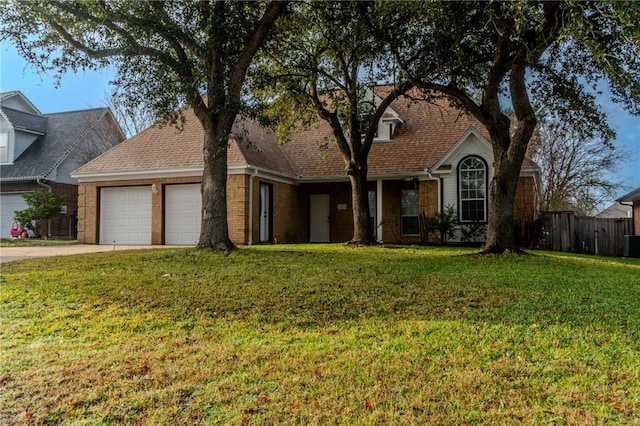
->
[541,211,633,257]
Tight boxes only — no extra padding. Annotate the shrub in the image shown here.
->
[13,188,64,238]
[419,204,459,244]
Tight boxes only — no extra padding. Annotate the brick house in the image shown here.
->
[0,91,125,238]
[617,187,640,235]
[72,88,540,246]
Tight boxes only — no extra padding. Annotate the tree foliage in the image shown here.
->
[382,0,640,253]
[13,188,64,238]
[1,0,288,251]
[261,1,411,244]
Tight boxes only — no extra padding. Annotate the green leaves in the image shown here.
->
[13,188,64,238]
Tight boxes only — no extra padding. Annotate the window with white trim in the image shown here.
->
[458,156,487,222]
[401,189,419,235]
[358,100,377,137]
[0,133,8,163]
[0,120,14,164]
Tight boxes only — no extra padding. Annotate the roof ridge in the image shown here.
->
[44,106,109,116]
[0,90,19,99]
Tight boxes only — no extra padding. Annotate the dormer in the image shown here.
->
[356,87,404,142]
[0,91,42,115]
[0,91,47,164]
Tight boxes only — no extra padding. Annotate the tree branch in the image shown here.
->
[228,1,289,101]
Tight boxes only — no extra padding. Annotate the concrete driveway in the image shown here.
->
[0,244,171,264]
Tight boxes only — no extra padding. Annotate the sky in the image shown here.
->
[1,42,639,201]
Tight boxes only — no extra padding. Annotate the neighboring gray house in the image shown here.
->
[0,91,125,239]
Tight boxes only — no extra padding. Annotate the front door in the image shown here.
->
[259,183,272,243]
[309,193,330,242]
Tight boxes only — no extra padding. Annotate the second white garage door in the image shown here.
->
[165,184,201,245]
[100,186,152,245]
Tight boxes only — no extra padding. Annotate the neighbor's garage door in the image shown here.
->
[100,186,152,245]
[0,193,28,238]
[165,184,201,245]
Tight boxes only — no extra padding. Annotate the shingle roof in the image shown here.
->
[74,87,540,179]
[1,108,112,180]
[595,202,632,218]
[1,107,48,134]
[281,93,489,178]
[74,108,297,176]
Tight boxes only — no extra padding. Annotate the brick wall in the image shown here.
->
[251,179,308,244]
[634,201,640,235]
[513,176,538,224]
[77,175,303,245]
[304,182,354,243]
[381,179,429,244]
[1,181,78,239]
[302,179,439,244]
[227,174,248,244]
[78,177,202,244]
[76,174,540,245]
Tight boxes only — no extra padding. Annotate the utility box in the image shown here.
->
[623,235,640,258]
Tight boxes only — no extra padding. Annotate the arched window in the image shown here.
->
[458,156,487,222]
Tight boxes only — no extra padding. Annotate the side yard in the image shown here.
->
[1,245,639,425]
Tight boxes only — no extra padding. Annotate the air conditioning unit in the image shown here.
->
[623,235,640,258]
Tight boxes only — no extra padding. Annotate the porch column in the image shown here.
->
[376,179,383,243]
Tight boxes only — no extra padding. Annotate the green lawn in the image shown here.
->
[1,245,639,425]
[0,238,77,247]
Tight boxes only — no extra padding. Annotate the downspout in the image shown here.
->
[376,179,383,243]
[36,178,53,238]
[247,166,259,245]
[620,201,635,235]
[426,171,442,213]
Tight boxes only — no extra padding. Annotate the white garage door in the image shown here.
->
[0,193,28,239]
[100,186,152,245]
[165,184,201,245]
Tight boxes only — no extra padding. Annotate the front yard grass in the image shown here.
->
[0,238,77,247]
[1,245,639,425]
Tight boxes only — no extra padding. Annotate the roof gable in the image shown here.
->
[1,108,116,181]
[0,91,42,115]
[429,127,491,173]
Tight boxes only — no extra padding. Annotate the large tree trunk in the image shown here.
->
[348,161,375,245]
[483,117,535,253]
[481,45,537,254]
[197,117,236,252]
[484,145,521,253]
